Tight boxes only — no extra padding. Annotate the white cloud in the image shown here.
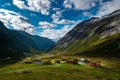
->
[97,0,120,17]
[13,0,51,15]
[0,9,35,34]
[53,19,75,24]
[63,0,72,9]
[13,0,28,9]
[40,25,73,40]
[39,21,56,29]
[52,8,60,11]
[51,10,62,22]
[51,10,75,24]
[82,11,94,18]
[63,0,97,10]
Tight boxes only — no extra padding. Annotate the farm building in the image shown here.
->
[43,61,51,65]
[78,58,88,64]
[51,59,66,64]
[33,60,43,64]
[87,61,101,67]
[66,58,78,64]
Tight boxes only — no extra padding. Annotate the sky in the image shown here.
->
[0,0,120,41]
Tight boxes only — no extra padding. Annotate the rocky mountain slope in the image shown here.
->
[53,10,120,58]
[0,21,55,60]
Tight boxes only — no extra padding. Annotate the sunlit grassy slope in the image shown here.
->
[52,33,120,58]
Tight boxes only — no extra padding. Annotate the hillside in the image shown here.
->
[53,10,120,58]
[0,21,55,60]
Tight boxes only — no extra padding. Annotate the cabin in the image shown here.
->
[51,59,61,64]
[55,60,60,64]
[66,60,73,64]
[33,60,43,64]
[95,61,101,66]
[78,58,88,64]
[43,61,51,65]
[87,61,101,67]
[66,58,78,64]
[73,58,78,64]
[61,59,66,61]
[61,59,67,64]
[51,59,66,64]
[24,57,43,64]
[87,62,96,66]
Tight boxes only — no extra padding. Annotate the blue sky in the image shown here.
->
[0,0,120,41]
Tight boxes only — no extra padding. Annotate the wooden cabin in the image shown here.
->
[55,60,60,64]
[43,61,51,65]
[87,61,101,67]
[78,58,88,64]
[66,58,78,64]
[95,61,101,66]
[33,60,43,64]
[66,60,73,64]
[73,58,78,64]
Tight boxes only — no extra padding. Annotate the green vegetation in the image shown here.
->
[0,62,120,80]
[53,34,120,58]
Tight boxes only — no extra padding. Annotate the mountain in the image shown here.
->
[11,30,55,51]
[53,10,120,58]
[0,21,55,60]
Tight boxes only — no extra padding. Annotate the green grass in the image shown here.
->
[0,62,120,80]
[53,33,120,58]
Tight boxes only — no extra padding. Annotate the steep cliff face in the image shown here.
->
[53,10,120,57]
[54,10,120,49]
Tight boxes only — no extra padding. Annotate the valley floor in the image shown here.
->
[0,57,120,80]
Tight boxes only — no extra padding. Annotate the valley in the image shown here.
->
[0,9,120,80]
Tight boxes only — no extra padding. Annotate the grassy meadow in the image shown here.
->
[0,56,120,80]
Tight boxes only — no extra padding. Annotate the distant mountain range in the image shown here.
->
[0,21,55,60]
[1,9,120,61]
[53,10,120,58]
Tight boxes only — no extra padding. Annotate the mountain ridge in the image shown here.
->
[0,21,55,60]
[52,10,120,58]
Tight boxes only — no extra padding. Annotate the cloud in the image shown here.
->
[39,21,56,29]
[51,10,75,24]
[13,0,51,15]
[82,11,94,18]
[53,19,75,24]
[40,25,73,40]
[0,9,35,34]
[51,10,62,22]
[52,8,60,11]
[97,0,120,17]
[63,0,72,9]
[63,0,97,10]
[13,0,27,9]
[39,19,82,40]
